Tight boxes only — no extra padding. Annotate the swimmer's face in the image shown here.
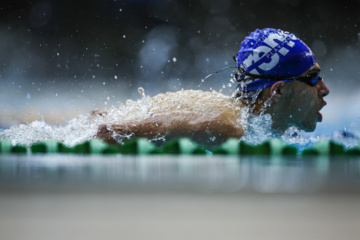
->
[281,63,330,132]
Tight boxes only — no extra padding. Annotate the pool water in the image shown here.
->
[1,155,359,193]
[1,155,359,240]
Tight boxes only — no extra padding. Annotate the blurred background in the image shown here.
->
[0,0,359,136]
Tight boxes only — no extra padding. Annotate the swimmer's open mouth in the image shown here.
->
[317,102,327,122]
[317,112,323,122]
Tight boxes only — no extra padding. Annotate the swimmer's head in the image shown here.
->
[235,28,316,94]
[233,28,330,134]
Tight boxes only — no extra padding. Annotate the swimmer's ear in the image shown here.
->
[270,81,285,102]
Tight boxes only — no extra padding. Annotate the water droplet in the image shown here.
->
[114,75,118,79]
[138,87,145,98]
[103,82,105,85]
[123,35,126,38]
[26,93,31,99]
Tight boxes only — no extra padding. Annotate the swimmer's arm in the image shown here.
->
[97,115,168,144]
[96,112,244,144]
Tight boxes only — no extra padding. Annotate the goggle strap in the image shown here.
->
[237,67,320,84]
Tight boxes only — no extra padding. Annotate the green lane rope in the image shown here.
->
[31,140,60,153]
[213,138,297,156]
[0,139,27,154]
[0,138,359,156]
[161,138,207,155]
[302,140,347,156]
[120,138,158,155]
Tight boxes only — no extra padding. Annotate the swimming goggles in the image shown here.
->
[292,72,322,86]
[236,67,322,87]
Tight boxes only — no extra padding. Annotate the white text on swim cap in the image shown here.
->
[242,33,296,74]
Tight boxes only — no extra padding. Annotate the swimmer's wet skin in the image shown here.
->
[95,90,244,146]
[95,28,329,145]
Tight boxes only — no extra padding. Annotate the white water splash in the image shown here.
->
[0,89,242,146]
[0,114,99,147]
[240,112,273,144]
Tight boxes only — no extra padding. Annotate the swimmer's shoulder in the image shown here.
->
[150,89,242,112]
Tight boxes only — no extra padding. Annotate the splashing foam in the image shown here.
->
[0,114,99,147]
[0,89,246,146]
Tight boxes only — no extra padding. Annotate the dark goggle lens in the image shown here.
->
[297,73,321,86]
[309,76,321,86]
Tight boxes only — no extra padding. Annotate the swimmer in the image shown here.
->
[95,28,329,145]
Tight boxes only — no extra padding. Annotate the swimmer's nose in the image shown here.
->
[318,79,330,98]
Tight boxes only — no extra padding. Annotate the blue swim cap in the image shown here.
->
[236,28,316,92]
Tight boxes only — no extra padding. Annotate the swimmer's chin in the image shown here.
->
[297,113,324,132]
[304,126,316,132]
[305,112,323,132]
[295,120,318,133]
[300,122,318,132]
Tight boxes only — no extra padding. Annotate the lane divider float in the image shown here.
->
[0,138,359,156]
